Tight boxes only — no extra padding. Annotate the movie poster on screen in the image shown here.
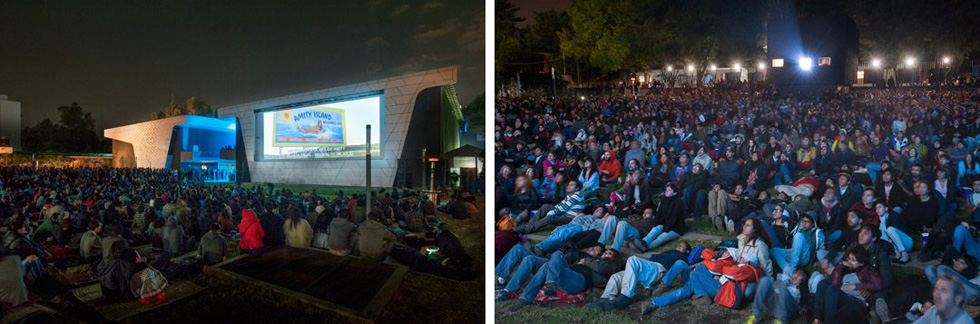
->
[273,107,347,147]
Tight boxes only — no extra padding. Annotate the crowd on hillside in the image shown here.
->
[494,86,980,323]
[0,167,477,316]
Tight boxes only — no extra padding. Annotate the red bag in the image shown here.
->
[138,292,170,307]
[713,262,763,309]
[701,249,736,275]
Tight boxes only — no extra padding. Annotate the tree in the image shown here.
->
[151,96,217,119]
[495,0,525,72]
[462,94,485,133]
[22,102,106,153]
[561,0,640,74]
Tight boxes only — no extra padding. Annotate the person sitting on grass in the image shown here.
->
[771,213,818,277]
[507,246,624,312]
[588,242,695,311]
[198,223,227,265]
[875,202,913,263]
[634,183,687,251]
[639,218,773,314]
[746,268,811,324]
[514,181,596,235]
[811,246,882,324]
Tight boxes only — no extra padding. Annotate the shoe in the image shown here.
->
[875,297,890,322]
[630,238,647,252]
[544,283,558,297]
[494,289,512,302]
[586,298,613,311]
[649,284,669,297]
[610,294,632,309]
[726,218,736,233]
[713,216,725,231]
[508,299,531,312]
[640,302,656,316]
[691,296,712,305]
[495,277,506,290]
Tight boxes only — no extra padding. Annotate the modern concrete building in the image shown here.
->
[104,66,465,188]
[0,95,22,150]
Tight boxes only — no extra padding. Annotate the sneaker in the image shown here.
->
[495,277,506,290]
[494,289,512,302]
[640,302,656,316]
[649,284,669,297]
[875,297,890,322]
[610,294,632,309]
[586,298,614,311]
[713,216,725,232]
[508,299,531,312]
[691,296,712,305]
[544,283,558,297]
[630,238,647,252]
[726,218,736,233]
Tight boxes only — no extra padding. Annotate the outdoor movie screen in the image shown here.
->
[259,94,382,160]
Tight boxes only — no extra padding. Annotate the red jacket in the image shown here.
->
[598,150,622,182]
[238,209,265,250]
[830,264,882,294]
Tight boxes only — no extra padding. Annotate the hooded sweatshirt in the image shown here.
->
[238,209,265,250]
[598,150,623,182]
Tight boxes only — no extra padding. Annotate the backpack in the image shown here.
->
[713,262,764,309]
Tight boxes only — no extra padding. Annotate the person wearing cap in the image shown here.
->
[771,213,818,277]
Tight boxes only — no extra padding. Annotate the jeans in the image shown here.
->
[752,277,797,323]
[597,215,620,246]
[772,232,813,276]
[925,265,980,303]
[883,226,914,254]
[518,204,571,234]
[662,259,692,285]
[620,256,666,298]
[651,263,720,307]
[22,258,46,279]
[535,223,584,252]
[775,164,794,186]
[813,279,867,323]
[519,251,587,302]
[504,255,548,292]
[611,220,642,251]
[496,244,533,279]
[682,188,708,217]
[643,225,681,249]
[952,225,980,262]
[866,162,881,184]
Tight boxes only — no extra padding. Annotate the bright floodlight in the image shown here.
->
[799,57,813,71]
[943,57,950,64]
[687,64,694,72]
[580,96,585,100]
[666,65,673,72]
[905,57,915,66]
[733,63,741,71]
[871,59,881,68]
[757,62,765,70]
[710,64,717,71]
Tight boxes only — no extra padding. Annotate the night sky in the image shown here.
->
[513,0,568,27]
[0,0,484,133]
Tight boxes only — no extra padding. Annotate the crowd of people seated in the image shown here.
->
[494,86,980,323]
[0,166,477,316]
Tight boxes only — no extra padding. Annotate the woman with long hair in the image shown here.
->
[284,206,314,248]
[578,158,599,190]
